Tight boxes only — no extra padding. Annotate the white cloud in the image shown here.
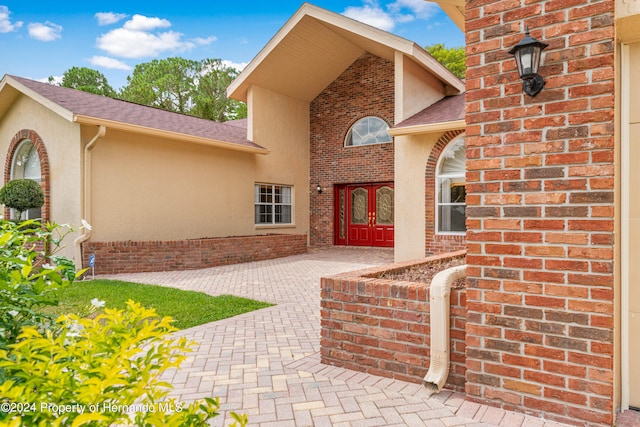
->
[343,1,395,32]
[96,14,204,59]
[123,14,170,31]
[28,21,62,41]
[95,12,128,26]
[0,5,23,33]
[222,59,248,72]
[387,0,438,19]
[89,56,132,71]
[342,0,439,32]
[192,36,217,46]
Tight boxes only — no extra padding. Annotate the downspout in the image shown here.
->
[73,125,106,269]
[423,264,467,394]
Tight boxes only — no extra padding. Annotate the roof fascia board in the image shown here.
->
[389,119,465,136]
[2,75,75,122]
[74,115,270,155]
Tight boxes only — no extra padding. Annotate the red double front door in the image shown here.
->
[334,183,394,247]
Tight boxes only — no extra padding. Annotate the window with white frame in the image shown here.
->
[10,139,42,220]
[254,184,292,225]
[344,116,392,147]
[437,135,466,234]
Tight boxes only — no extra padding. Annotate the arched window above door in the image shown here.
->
[344,116,392,147]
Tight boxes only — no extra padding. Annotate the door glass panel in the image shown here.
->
[376,186,394,225]
[339,189,346,239]
[351,188,368,224]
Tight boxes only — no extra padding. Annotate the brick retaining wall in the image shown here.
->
[320,250,467,389]
[82,233,307,274]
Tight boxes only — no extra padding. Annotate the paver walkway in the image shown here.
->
[104,248,572,427]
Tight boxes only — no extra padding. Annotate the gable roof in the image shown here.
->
[390,94,465,136]
[228,2,465,103]
[0,75,268,155]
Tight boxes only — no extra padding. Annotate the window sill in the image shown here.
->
[255,224,296,230]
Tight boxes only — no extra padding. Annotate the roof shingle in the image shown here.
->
[8,75,264,151]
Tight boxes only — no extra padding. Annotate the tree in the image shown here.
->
[51,67,117,97]
[0,179,44,220]
[425,44,466,79]
[119,57,246,122]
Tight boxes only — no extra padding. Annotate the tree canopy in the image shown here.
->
[51,58,247,122]
[51,67,117,97]
[425,44,466,79]
[119,57,246,122]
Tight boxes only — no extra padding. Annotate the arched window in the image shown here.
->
[436,135,466,234]
[344,116,392,147]
[10,139,42,219]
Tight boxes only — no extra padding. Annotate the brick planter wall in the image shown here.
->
[82,234,307,274]
[465,0,616,425]
[320,250,467,389]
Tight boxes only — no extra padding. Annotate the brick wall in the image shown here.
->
[465,1,615,426]
[82,234,307,274]
[320,251,467,389]
[310,52,395,246]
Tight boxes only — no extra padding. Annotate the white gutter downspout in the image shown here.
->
[73,125,106,269]
[423,264,467,394]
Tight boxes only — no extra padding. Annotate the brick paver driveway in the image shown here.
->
[105,248,569,427]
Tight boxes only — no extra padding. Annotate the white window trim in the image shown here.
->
[435,136,466,236]
[254,183,294,227]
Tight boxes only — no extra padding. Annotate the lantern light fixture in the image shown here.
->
[508,27,549,97]
[317,183,322,194]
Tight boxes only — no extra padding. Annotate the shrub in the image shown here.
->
[0,220,247,426]
[0,179,45,220]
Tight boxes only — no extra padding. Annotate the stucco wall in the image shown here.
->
[90,128,263,242]
[249,85,311,240]
[0,95,82,261]
[396,53,447,123]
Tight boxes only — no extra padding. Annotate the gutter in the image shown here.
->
[73,125,106,269]
[423,264,467,394]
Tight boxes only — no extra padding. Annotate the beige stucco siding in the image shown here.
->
[0,95,82,260]
[89,128,262,241]
[248,85,310,237]
[394,133,439,261]
[395,52,447,123]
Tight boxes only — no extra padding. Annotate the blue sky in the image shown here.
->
[0,1,463,90]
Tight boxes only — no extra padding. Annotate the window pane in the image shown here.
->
[439,205,466,232]
[345,116,391,146]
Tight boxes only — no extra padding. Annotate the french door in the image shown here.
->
[335,183,394,247]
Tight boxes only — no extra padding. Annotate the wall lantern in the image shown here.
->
[317,183,322,194]
[508,27,548,97]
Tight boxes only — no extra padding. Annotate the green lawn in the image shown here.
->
[53,279,274,330]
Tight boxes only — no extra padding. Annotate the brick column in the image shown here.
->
[465,1,615,426]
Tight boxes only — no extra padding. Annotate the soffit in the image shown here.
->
[228,3,464,103]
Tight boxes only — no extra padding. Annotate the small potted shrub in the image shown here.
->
[0,179,44,220]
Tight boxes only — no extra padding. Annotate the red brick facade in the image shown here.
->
[465,1,615,425]
[310,52,395,246]
[321,251,467,388]
[81,234,307,274]
[3,129,50,222]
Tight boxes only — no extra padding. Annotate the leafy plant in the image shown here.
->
[0,179,45,220]
[0,220,78,351]
[0,219,248,426]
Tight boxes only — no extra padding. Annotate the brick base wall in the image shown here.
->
[320,251,467,389]
[82,234,308,274]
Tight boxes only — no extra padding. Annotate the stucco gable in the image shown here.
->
[228,2,464,103]
[0,75,267,154]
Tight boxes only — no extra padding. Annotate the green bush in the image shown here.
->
[0,179,45,220]
[0,219,247,427]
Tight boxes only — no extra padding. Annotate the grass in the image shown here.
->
[51,279,274,330]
